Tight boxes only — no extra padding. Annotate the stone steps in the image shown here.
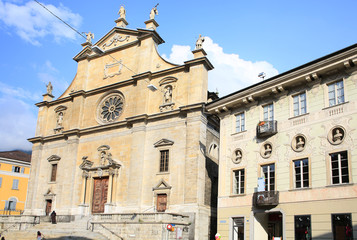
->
[1,230,108,240]
[1,219,108,240]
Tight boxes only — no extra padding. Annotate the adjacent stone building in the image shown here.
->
[207,44,357,239]
[24,9,218,240]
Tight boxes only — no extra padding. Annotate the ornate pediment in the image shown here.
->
[79,156,94,169]
[153,138,174,148]
[47,155,61,162]
[95,28,138,52]
[153,179,172,191]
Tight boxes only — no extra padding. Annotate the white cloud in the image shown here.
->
[0,82,41,102]
[164,36,279,97]
[0,0,82,45]
[0,85,37,151]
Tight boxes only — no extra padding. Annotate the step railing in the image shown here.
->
[97,223,124,240]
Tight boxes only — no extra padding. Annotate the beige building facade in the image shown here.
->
[24,11,218,240]
[207,44,357,240]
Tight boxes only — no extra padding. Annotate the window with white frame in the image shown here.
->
[0,177,2,188]
[263,104,274,121]
[330,151,349,184]
[328,80,345,107]
[262,164,275,191]
[293,158,309,188]
[235,112,245,132]
[233,169,245,195]
[12,166,20,173]
[293,92,306,116]
[12,179,19,190]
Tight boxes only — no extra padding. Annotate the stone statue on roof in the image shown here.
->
[46,81,53,95]
[84,32,94,44]
[118,5,126,19]
[196,34,205,50]
[150,4,159,20]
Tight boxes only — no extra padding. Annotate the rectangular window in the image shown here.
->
[21,167,25,174]
[328,80,345,106]
[232,217,245,240]
[293,92,306,116]
[0,177,2,188]
[235,112,245,132]
[12,179,19,190]
[332,214,353,240]
[294,215,311,240]
[51,164,58,182]
[12,166,20,173]
[294,158,309,188]
[330,151,349,184]
[233,169,245,195]
[262,164,275,191]
[263,103,274,121]
[160,150,169,172]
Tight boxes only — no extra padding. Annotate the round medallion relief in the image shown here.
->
[232,148,243,164]
[97,92,124,124]
[291,134,307,152]
[327,126,346,145]
[260,142,273,159]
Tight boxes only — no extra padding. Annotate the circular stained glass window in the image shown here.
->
[97,93,124,123]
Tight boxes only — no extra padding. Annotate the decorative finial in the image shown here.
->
[118,5,126,19]
[195,34,205,50]
[150,4,159,20]
[46,82,53,95]
[83,32,94,44]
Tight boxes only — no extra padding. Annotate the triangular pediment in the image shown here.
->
[95,27,139,52]
[153,179,172,191]
[47,155,61,162]
[153,138,174,148]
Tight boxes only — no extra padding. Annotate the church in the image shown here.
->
[25,6,219,240]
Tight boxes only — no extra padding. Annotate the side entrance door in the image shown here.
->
[45,200,52,216]
[157,194,167,212]
[92,177,109,214]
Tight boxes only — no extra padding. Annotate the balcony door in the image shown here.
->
[263,104,274,121]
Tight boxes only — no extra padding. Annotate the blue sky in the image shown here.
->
[0,0,356,151]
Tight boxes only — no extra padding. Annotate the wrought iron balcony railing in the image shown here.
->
[257,120,278,138]
[253,191,279,207]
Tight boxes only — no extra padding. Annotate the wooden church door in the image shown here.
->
[92,177,109,213]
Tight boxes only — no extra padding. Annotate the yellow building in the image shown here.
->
[207,44,357,239]
[0,151,31,215]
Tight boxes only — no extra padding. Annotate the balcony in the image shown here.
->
[256,121,277,138]
[253,191,279,207]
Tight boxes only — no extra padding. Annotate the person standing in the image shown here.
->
[50,210,57,224]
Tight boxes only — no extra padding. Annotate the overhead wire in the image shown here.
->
[34,0,86,40]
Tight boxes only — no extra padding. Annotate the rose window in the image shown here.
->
[97,93,124,123]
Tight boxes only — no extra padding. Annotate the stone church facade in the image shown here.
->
[25,10,218,240]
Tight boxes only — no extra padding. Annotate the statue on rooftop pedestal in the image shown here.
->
[196,34,205,50]
[84,32,94,44]
[118,5,126,19]
[46,82,53,95]
[150,4,159,20]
